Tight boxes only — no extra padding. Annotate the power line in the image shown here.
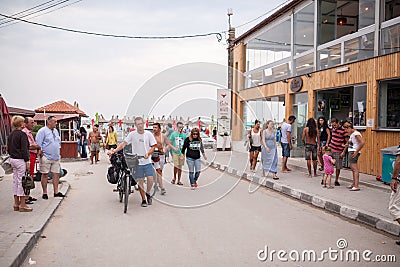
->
[0,13,223,41]
[0,0,83,29]
[0,0,57,21]
[0,0,73,27]
[233,0,293,29]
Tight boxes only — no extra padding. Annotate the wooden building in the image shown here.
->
[34,100,88,158]
[231,0,400,176]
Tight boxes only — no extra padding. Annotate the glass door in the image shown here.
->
[292,93,308,148]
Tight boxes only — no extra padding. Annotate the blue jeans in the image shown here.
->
[186,158,201,186]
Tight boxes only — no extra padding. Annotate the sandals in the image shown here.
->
[19,206,33,212]
[171,179,183,186]
[13,206,19,211]
[349,187,360,191]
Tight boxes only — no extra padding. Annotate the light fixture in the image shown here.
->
[282,79,289,83]
[361,2,372,12]
[305,73,312,78]
[337,17,347,25]
[337,8,347,26]
[336,66,349,73]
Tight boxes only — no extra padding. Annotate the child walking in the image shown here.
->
[322,147,336,189]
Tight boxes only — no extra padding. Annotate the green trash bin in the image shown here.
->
[380,146,398,183]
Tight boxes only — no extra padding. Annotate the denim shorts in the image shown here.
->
[348,153,360,164]
[134,163,154,179]
[281,143,291,158]
[305,144,317,161]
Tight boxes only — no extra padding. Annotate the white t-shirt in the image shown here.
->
[349,131,362,153]
[280,122,292,144]
[124,130,156,165]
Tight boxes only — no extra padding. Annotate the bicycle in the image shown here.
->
[110,153,142,213]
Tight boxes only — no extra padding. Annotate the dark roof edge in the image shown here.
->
[233,0,303,44]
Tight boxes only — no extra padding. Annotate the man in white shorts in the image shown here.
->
[389,144,400,246]
[35,116,64,199]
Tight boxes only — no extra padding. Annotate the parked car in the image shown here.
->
[200,132,216,149]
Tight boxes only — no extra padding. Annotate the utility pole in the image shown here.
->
[227,8,235,92]
[227,8,235,135]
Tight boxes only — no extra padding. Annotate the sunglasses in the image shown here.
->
[192,133,199,135]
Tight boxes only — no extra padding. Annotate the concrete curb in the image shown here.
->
[209,160,400,237]
[1,182,71,267]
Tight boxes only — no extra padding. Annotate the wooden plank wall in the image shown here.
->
[232,44,400,175]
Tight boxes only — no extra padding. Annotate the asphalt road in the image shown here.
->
[23,151,400,266]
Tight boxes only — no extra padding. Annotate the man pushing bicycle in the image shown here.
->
[111,117,157,207]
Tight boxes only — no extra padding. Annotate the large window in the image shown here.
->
[384,0,400,21]
[295,53,314,75]
[379,79,400,129]
[381,23,400,55]
[319,43,341,70]
[242,97,285,133]
[344,31,374,63]
[318,0,375,45]
[294,3,315,55]
[246,17,291,72]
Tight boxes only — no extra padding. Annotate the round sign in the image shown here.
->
[290,77,303,92]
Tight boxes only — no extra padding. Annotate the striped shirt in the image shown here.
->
[329,126,347,153]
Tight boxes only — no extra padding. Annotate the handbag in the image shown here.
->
[22,171,35,195]
[1,155,13,175]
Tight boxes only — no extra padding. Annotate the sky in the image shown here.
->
[0,0,289,120]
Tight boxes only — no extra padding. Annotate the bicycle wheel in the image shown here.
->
[123,174,130,213]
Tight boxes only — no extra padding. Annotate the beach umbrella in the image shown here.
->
[0,94,12,155]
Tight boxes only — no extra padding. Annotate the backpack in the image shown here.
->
[276,129,282,142]
[107,165,119,184]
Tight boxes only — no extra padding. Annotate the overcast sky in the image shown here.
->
[0,0,288,120]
